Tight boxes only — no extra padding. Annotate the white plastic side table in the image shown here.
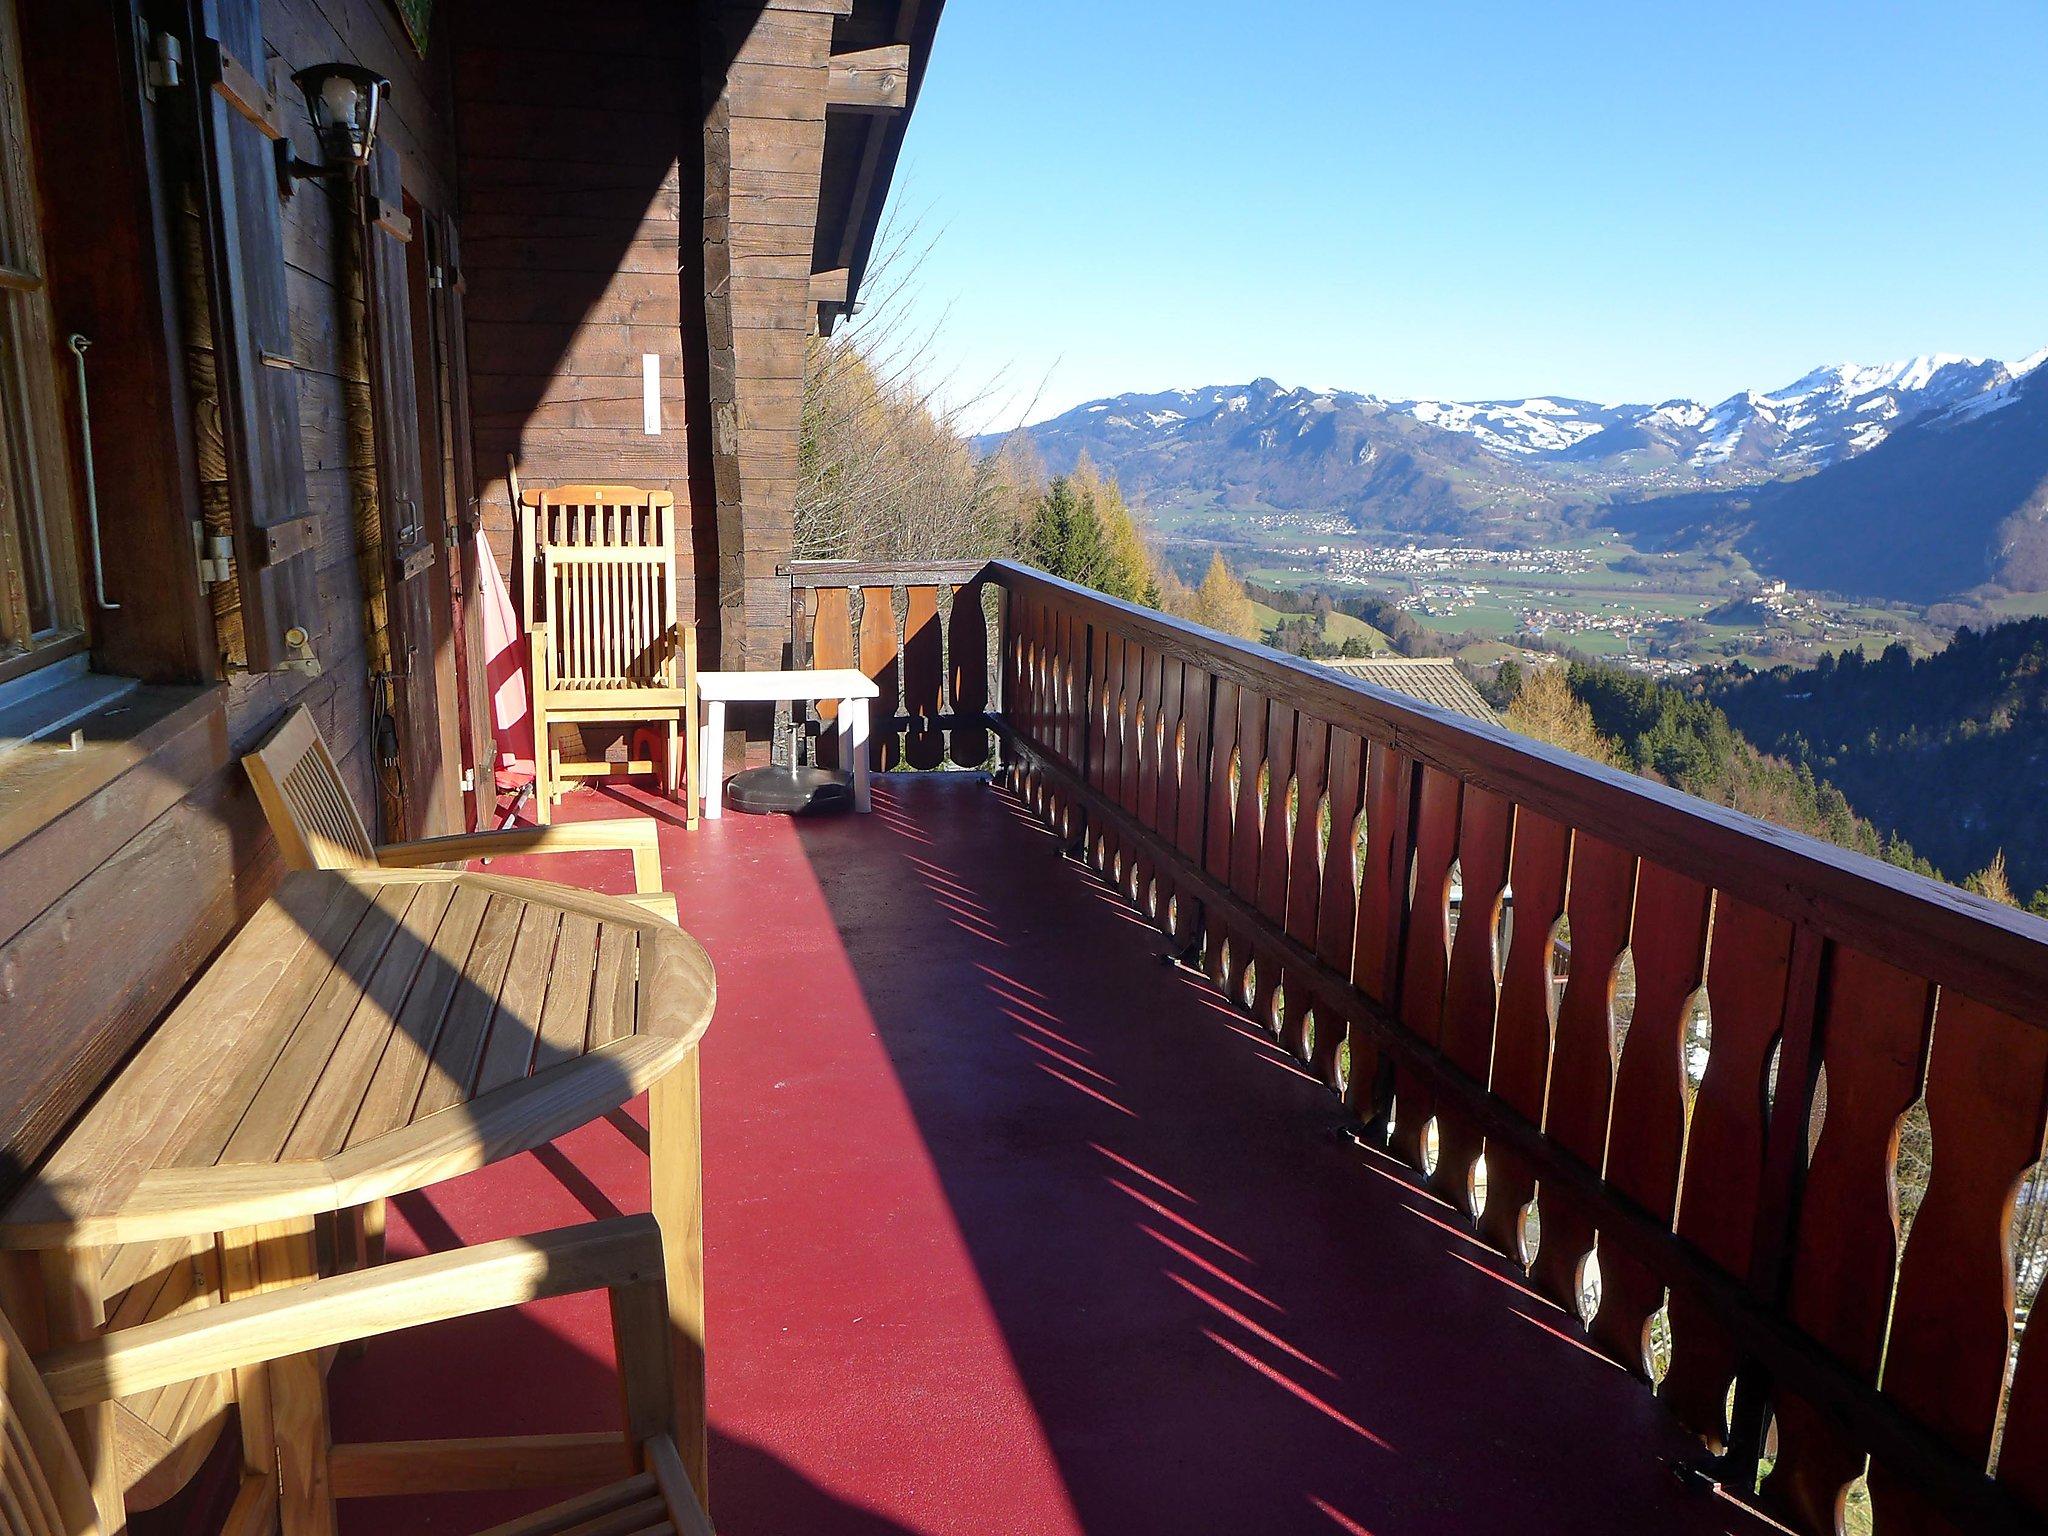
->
[697,668,882,819]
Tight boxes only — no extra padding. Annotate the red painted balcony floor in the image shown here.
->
[325,773,1778,1536]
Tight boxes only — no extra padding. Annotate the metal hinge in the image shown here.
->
[139,22,183,99]
[460,767,476,792]
[194,524,233,588]
[427,263,446,290]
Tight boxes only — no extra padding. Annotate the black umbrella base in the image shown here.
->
[725,764,856,816]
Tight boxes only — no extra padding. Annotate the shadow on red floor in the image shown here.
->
[305,772,1778,1536]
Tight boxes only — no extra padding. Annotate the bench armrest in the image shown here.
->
[377,817,664,894]
[38,1217,669,1416]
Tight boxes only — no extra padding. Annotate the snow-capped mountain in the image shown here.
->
[984,351,2048,601]
[1007,352,2039,487]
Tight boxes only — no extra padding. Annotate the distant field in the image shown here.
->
[1224,525,1940,673]
[1247,599,1391,651]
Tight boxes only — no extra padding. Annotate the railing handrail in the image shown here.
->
[986,557,2048,1030]
[782,559,989,589]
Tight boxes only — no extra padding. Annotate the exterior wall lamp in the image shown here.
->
[283,64,388,185]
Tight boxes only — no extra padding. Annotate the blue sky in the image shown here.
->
[874,1,2048,433]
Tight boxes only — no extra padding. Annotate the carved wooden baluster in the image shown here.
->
[1119,642,1146,894]
[1477,811,1572,1262]
[1203,676,1242,992]
[1866,991,2048,1534]
[1138,651,1171,925]
[1312,726,1366,1091]
[1171,662,1212,953]
[1225,688,1269,1008]
[1070,611,1086,761]
[903,585,945,770]
[1252,699,1299,1034]
[811,586,855,771]
[1280,715,1330,1062]
[1389,766,1462,1172]
[1765,947,1930,1532]
[1094,632,1126,873]
[1150,655,1186,930]
[1530,835,1638,1315]
[1350,744,1417,1129]
[1433,786,1514,1213]
[948,577,989,768]
[1661,897,1795,1451]
[860,586,901,771]
[1590,862,1713,1375]
[2000,1212,2048,1519]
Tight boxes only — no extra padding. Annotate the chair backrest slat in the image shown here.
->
[0,1307,104,1535]
[242,707,378,870]
[543,544,678,691]
[519,484,676,629]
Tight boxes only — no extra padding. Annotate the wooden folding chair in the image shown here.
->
[244,704,679,924]
[520,485,698,828]
[13,1216,711,1536]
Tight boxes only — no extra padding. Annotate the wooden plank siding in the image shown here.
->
[0,0,457,1204]
[451,2,717,650]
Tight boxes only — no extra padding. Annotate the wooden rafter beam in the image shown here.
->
[827,45,910,112]
[808,268,850,304]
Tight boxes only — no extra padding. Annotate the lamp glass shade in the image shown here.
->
[293,64,388,166]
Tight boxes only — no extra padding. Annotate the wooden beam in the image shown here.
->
[808,267,850,304]
[827,45,910,112]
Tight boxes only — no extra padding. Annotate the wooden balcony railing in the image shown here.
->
[791,556,2048,1535]
[784,561,995,769]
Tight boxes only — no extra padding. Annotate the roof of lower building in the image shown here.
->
[1320,656,1498,722]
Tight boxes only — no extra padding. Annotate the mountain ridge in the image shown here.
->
[985,349,2048,602]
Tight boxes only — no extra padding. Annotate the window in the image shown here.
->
[0,0,83,686]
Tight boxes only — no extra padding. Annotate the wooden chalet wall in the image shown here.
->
[700,0,925,677]
[451,1,718,640]
[0,0,459,1191]
[701,0,840,673]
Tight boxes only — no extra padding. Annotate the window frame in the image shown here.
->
[0,0,87,688]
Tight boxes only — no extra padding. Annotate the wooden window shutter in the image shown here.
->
[189,0,318,673]
[361,141,427,564]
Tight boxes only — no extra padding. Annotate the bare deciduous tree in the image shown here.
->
[798,209,1046,562]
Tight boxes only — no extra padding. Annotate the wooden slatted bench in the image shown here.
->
[0,865,716,1534]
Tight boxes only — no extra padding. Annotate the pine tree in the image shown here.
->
[1023,477,1115,591]
[1066,455,1156,605]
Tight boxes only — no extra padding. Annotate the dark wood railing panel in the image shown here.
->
[1434,786,1513,1211]
[1530,835,1637,1315]
[859,585,901,770]
[903,584,944,770]
[808,585,855,769]
[907,556,2048,1535]
[1869,992,2048,1528]
[1663,896,1796,1452]
[1390,766,1461,1171]
[947,577,990,768]
[1310,726,1366,1089]
[1771,948,1936,1530]
[786,563,1000,774]
[1592,862,1714,1375]
[1476,810,1572,1261]
[1281,713,1330,1062]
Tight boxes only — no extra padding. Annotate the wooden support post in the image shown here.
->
[649,1049,708,1507]
[220,1219,334,1536]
